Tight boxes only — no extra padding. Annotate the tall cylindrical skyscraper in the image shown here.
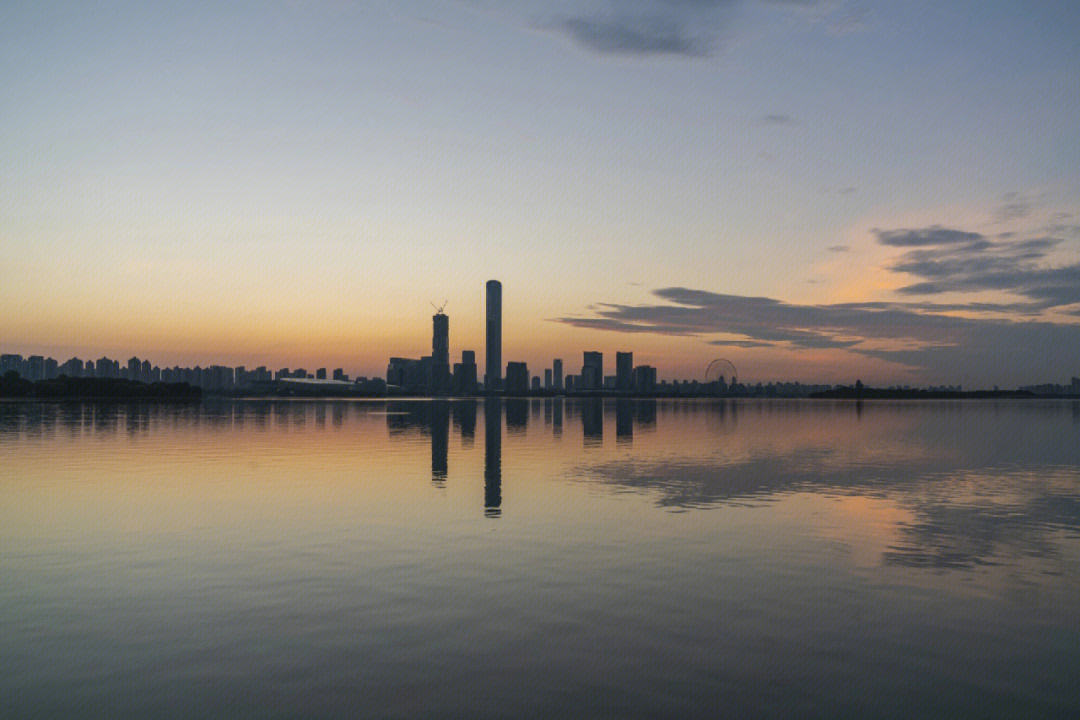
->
[485,280,502,392]
[432,311,450,395]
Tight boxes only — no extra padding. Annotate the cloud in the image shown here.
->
[875,226,985,248]
[994,191,1034,223]
[529,0,855,57]
[828,7,872,35]
[877,226,1080,308]
[555,16,709,56]
[541,0,737,57]
[551,214,1080,383]
[761,113,796,125]
[550,285,1080,384]
[709,339,777,348]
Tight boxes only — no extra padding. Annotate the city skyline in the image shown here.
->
[3,2,1080,386]
[2,278,1078,394]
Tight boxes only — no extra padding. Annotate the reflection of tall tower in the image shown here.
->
[485,280,502,392]
[432,311,450,395]
[484,400,502,517]
[431,400,449,483]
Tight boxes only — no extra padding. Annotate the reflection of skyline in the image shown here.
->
[582,398,602,448]
[4,399,1080,569]
[616,398,632,445]
[452,400,476,447]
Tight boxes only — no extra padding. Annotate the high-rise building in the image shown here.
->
[60,357,83,378]
[454,350,478,395]
[616,352,633,392]
[432,311,450,395]
[97,357,119,379]
[544,368,552,389]
[633,365,657,393]
[485,280,502,391]
[553,359,563,391]
[0,354,23,377]
[505,361,528,395]
[27,355,45,381]
[582,352,603,391]
[387,358,412,388]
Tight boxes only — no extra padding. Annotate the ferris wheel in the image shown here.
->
[705,358,737,386]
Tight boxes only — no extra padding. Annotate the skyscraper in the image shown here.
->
[553,359,563,391]
[582,351,603,391]
[616,352,633,392]
[505,361,529,396]
[454,350,478,395]
[485,280,502,392]
[432,310,450,394]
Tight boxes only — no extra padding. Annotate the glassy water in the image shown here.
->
[2,398,1079,718]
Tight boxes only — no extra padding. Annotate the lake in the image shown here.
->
[2,398,1079,718]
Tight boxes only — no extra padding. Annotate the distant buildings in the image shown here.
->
[17,280,1065,400]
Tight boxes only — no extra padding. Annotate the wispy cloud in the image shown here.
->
[994,191,1035,223]
[551,286,1080,383]
[875,226,986,248]
[761,112,796,125]
[550,214,1080,383]
[879,225,1080,308]
[535,0,738,57]
[556,15,716,56]
[512,0,860,58]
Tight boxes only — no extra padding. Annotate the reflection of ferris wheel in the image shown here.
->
[705,358,738,385]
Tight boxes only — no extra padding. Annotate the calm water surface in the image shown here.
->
[2,398,1079,718]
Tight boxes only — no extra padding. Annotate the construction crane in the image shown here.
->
[430,300,448,315]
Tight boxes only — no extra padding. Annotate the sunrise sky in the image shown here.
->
[3,0,1080,386]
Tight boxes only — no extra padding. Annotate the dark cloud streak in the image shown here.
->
[536,0,847,58]
[878,226,1080,308]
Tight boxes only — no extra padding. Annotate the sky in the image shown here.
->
[2,0,1079,387]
